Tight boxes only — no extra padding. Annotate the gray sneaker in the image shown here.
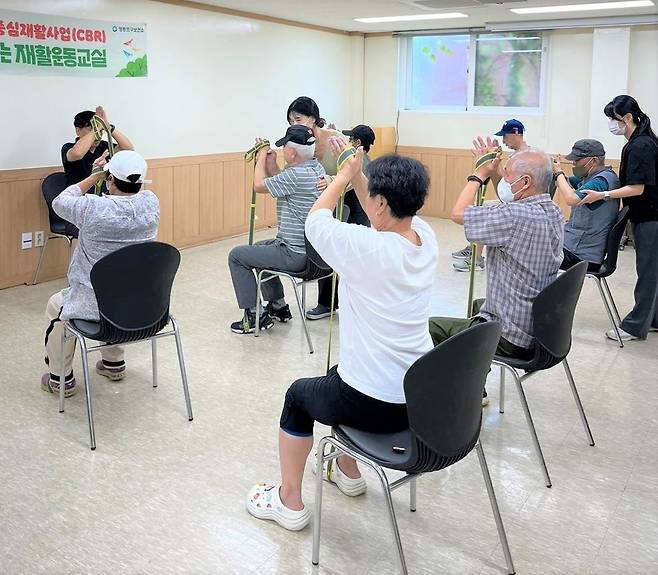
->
[451,245,472,260]
[453,257,485,272]
[306,304,334,320]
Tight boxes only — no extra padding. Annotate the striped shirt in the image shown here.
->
[264,159,324,254]
[464,194,564,348]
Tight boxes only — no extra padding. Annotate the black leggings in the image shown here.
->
[280,366,408,437]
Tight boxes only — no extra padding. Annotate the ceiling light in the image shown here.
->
[354,13,468,23]
[511,1,654,14]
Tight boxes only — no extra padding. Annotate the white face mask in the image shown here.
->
[608,119,625,136]
[497,175,526,203]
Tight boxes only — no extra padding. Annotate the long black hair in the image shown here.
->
[604,95,658,143]
[286,96,326,128]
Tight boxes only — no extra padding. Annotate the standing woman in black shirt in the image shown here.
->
[582,95,658,341]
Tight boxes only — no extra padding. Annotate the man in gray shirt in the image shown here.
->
[42,150,159,398]
[228,125,324,334]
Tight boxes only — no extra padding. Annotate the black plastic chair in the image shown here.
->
[33,172,80,285]
[493,261,594,488]
[58,242,193,450]
[586,206,630,347]
[255,206,350,354]
[313,322,516,575]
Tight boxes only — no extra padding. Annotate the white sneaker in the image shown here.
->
[246,483,311,531]
[606,327,639,342]
[453,257,485,272]
[314,456,367,497]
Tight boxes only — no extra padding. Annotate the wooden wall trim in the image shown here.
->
[0,127,397,290]
[151,0,350,36]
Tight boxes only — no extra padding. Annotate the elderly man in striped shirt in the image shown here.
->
[429,145,564,405]
[229,125,324,334]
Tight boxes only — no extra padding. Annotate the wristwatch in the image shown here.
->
[554,171,565,181]
[603,191,611,201]
[467,175,484,186]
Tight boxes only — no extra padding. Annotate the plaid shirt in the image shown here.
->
[464,194,564,348]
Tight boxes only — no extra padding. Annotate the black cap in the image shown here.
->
[565,139,606,161]
[275,125,316,147]
[342,124,376,150]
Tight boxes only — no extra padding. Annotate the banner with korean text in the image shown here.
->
[0,10,147,77]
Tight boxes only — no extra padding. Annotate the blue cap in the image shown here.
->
[494,119,525,136]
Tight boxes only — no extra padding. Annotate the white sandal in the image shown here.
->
[246,483,311,531]
[314,456,367,497]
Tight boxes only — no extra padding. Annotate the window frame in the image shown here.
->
[399,32,549,115]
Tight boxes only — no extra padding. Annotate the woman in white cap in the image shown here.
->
[41,150,159,397]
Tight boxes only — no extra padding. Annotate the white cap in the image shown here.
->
[104,150,149,183]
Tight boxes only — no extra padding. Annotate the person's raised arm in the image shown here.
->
[310,146,364,214]
[95,105,133,151]
[452,152,501,225]
[66,130,96,162]
[553,155,583,207]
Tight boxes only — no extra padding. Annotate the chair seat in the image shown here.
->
[334,425,415,471]
[493,353,534,370]
[69,319,103,339]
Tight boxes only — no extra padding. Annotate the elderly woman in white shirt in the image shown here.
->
[246,146,439,531]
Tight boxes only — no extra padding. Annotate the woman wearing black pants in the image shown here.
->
[581,95,658,341]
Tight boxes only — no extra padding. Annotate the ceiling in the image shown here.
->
[189,0,658,32]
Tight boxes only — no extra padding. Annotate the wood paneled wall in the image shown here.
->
[0,127,397,290]
[1,131,619,290]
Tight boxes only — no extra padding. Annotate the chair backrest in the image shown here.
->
[42,172,71,233]
[90,242,180,343]
[403,321,502,471]
[531,260,587,364]
[596,206,630,277]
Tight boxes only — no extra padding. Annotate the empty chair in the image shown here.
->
[58,242,193,450]
[255,206,350,354]
[313,322,515,575]
[33,172,79,285]
[494,261,594,488]
[586,206,630,347]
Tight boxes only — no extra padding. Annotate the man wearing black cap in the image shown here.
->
[228,125,325,334]
[554,139,620,272]
[452,119,529,271]
[306,124,374,320]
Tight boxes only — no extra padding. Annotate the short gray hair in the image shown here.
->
[286,141,315,161]
[508,149,553,195]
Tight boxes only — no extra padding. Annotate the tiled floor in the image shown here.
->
[1,218,656,574]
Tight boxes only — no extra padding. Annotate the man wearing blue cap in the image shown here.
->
[452,119,528,270]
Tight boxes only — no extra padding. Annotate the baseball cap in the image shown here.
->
[565,139,606,161]
[342,124,376,149]
[494,119,525,136]
[104,150,148,183]
[275,125,316,147]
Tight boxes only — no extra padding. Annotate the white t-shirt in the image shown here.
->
[305,209,439,403]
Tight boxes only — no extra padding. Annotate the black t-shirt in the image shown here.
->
[61,139,109,187]
[619,133,658,223]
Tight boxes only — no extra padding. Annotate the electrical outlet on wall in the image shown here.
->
[35,231,45,247]
[21,232,33,250]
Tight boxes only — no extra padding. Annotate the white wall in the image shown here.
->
[364,26,658,158]
[0,0,361,169]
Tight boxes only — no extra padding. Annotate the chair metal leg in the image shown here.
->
[151,338,158,388]
[602,277,622,326]
[302,282,307,314]
[170,316,193,421]
[254,271,263,337]
[288,277,314,354]
[374,464,408,574]
[312,436,328,566]
[593,277,623,348]
[507,365,552,488]
[476,442,516,575]
[76,335,96,450]
[562,359,595,446]
[59,327,67,413]
[499,364,506,414]
[32,235,49,285]
[409,476,417,512]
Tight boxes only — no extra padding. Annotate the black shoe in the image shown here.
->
[230,310,274,334]
[266,303,293,323]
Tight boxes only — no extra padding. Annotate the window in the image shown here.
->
[401,32,547,112]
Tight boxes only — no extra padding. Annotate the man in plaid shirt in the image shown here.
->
[429,145,564,404]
